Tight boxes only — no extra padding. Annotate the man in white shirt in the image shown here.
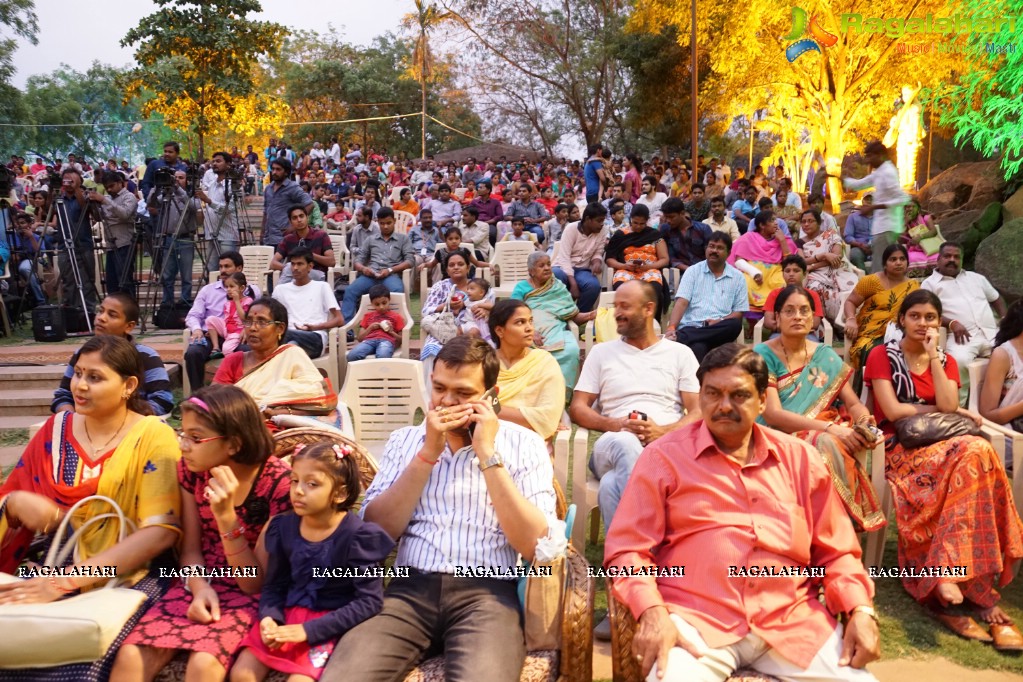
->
[310,141,326,162]
[328,136,342,166]
[271,247,343,359]
[570,279,701,544]
[921,242,1007,404]
[636,175,669,224]
[552,202,608,311]
[842,141,908,273]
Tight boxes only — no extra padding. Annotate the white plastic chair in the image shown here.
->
[489,240,535,298]
[454,187,468,201]
[329,234,351,279]
[239,245,274,293]
[339,358,428,458]
[393,210,415,235]
[340,293,414,359]
[389,186,407,204]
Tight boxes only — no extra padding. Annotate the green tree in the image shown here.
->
[19,63,157,162]
[0,0,38,152]
[403,0,459,158]
[444,0,628,150]
[120,0,287,159]
[938,0,1023,180]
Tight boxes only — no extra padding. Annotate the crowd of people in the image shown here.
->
[0,135,1022,682]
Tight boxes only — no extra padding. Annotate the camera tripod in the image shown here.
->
[53,195,97,334]
[139,182,196,332]
[197,172,246,283]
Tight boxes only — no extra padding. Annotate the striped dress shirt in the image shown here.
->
[362,422,557,577]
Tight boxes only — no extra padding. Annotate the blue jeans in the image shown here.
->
[342,273,404,322]
[161,236,195,305]
[284,329,324,359]
[347,337,395,361]
[553,267,600,312]
[17,258,44,303]
[105,244,136,297]
[525,224,545,244]
[589,431,644,528]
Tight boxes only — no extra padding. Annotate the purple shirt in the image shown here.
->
[469,197,504,224]
[186,279,264,332]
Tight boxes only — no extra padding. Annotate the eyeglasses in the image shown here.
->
[177,431,226,447]
[241,318,279,329]
[780,306,813,318]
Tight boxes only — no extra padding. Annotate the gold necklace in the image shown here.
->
[83,412,128,456]
[780,338,808,372]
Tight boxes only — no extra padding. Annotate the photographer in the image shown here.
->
[139,141,188,199]
[55,168,99,315]
[148,170,202,307]
[196,151,241,272]
[91,171,139,296]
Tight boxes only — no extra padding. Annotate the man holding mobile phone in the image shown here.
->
[326,336,557,681]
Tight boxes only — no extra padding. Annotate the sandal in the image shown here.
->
[990,623,1023,651]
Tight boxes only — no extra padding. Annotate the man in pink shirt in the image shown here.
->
[605,343,879,681]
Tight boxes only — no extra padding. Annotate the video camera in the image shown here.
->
[225,163,245,183]
[153,166,176,189]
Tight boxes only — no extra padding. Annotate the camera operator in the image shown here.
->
[56,168,99,314]
[90,171,139,296]
[139,140,188,199]
[10,211,45,304]
[196,151,241,272]
[148,170,202,307]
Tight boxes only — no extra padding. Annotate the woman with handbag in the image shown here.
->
[113,385,292,682]
[797,209,859,325]
[0,335,181,680]
[864,290,1023,650]
[754,285,886,533]
[843,242,918,369]
[979,298,1023,434]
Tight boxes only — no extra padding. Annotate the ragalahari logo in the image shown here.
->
[782,7,839,62]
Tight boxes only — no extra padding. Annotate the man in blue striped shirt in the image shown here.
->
[326,336,557,682]
[665,231,749,362]
[51,293,174,416]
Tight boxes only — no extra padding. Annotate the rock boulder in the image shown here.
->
[976,217,1023,300]
[918,160,1008,214]
[936,208,983,245]
[1002,186,1023,223]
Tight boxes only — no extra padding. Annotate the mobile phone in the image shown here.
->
[468,386,501,438]
[629,410,648,421]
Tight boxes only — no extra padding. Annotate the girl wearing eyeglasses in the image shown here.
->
[116,384,291,682]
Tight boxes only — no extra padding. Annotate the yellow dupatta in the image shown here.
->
[497,348,566,440]
[235,344,337,413]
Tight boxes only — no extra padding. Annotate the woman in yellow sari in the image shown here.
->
[0,335,181,681]
[754,286,885,532]
[213,297,339,430]
[489,299,566,440]
[727,210,797,314]
[843,243,917,368]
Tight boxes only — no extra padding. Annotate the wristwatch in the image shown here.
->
[849,605,878,624]
[478,453,504,471]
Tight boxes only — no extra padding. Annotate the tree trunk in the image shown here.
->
[420,75,427,160]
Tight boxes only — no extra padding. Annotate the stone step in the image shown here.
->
[0,415,49,431]
[0,364,67,389]
[0,388,53,417]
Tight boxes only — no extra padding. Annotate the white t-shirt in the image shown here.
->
[272,280,338,350]
[575,338,700,425]
[636,192,668,223]
[329,143,341,165]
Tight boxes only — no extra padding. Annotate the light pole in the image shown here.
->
[690,0,698,177]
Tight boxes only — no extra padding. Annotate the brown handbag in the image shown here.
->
[894,412,981,450]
